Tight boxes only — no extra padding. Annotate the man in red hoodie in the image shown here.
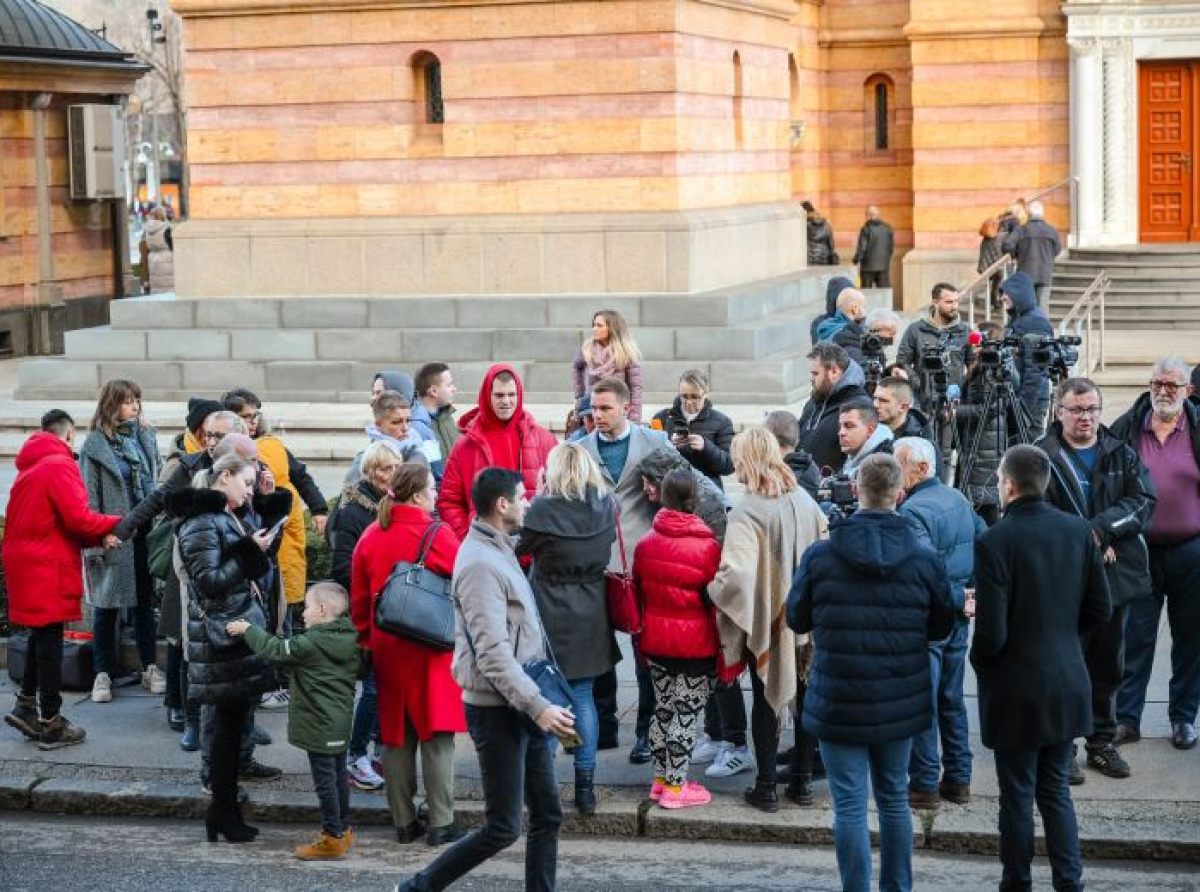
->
[437,364,557,539]
[3,410,121,750]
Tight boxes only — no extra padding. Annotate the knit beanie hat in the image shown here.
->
[186,398,222,435]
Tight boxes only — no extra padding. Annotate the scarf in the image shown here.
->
[112,420,153,500]
[586,342,619,384]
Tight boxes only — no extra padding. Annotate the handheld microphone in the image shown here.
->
[946,384,961,401]
[967,331,983,346]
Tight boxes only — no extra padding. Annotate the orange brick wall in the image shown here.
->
[180,0,798,219]
[0,95,116,310]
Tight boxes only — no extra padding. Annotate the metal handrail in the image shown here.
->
[962,254,1017,327]
[1028,175,1077,208]
[1058,270,1110,375]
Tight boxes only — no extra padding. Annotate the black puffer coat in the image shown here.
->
[807,214,837,266]
[516,488,619,681]
[169,487,287,704]
[326,479,382,592]
[652,398,736,490]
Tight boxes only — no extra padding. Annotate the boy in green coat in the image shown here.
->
[228,582,362,860]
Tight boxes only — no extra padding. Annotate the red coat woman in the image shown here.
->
[4,431,120,627]
[350,463,466,838]
[634,507,722,662]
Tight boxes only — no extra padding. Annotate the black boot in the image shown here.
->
[4,694,42,741]
[204,804,258,843]
[574,769,597,816]
[784,773,813,806]
[743,780,779,813]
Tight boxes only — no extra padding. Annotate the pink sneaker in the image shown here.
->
[658,782,712,810]
[649,780,665,801]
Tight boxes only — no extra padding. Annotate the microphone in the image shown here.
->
[946,384,961,401]
[967,331,983,346]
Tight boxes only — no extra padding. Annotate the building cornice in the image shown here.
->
[172,0,798,19]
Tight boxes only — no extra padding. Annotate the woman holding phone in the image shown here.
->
[168,452,289,843]
[652,370,735,490]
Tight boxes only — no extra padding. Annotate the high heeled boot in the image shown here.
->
[574,769,597,816]
[743,779,779,813]
[204,803,259,843]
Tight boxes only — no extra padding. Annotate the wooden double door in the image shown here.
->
[1140,60,1200,243]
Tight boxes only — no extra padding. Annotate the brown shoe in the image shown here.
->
[938,781,971,805]
[294,831,346,861]
[342,827,356,853]
[908,788,940,810]
[36,715,85,751]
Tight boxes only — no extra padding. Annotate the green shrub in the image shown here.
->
[305,506,333,585]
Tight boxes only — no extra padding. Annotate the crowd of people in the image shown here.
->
[3,294,1199,892]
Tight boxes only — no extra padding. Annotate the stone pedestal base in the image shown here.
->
[174,203,807,298]
[901,249,978,314]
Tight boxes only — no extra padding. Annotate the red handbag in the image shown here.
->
[604,503,642,634]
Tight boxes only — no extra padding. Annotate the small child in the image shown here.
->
[228,581,362,860]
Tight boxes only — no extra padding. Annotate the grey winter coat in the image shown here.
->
[516,489,618,680]
[78,424,161,609]
[1002,218,1061,287]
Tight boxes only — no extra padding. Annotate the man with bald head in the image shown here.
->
[853,206,894,288]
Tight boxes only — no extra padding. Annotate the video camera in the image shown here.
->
[1032,335,1081,382]
[816,472,858,522]
[918,336,954,400]
[860,332,893,394]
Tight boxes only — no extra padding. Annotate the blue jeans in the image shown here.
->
[820,737,913,892]
[910,621,972,791]
[1117,538,1200,727]
[993,741,1082,892]
[349,669,379,759]
[401,704,562,892]
[558,677,598,772]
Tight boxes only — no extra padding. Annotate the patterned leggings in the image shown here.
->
[648,662,716,787]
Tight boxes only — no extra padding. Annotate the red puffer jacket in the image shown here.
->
[633,508,721,661]
[3,432,120,626]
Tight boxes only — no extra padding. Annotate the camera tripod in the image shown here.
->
[955,369,1031,501]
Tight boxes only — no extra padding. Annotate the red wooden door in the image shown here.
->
[1139,61,1198,243]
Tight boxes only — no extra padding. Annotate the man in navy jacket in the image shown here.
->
[787,454,954,892]
[972,445,1110,892]
[1000,271,1054,440]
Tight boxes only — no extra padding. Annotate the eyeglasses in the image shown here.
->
[1061,406,1102,418]
[204,431,227,442]
[1150,380,1184,393]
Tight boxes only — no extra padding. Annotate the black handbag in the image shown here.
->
[194,586,268,653]
[374,522,455,652]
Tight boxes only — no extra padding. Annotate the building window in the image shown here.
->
[412,51,444,126]
[733,51,744,150]
[864,74,894,156]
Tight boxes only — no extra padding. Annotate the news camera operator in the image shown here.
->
[1000,271,1055,440]
[1037,378,1156,784]
[896,284,971,412]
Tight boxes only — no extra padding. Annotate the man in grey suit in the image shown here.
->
[581,377,673,765]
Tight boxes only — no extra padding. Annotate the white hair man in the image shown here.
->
[893,437,986,808]
[1001,198,1061,311]
[1108,357,1200,750]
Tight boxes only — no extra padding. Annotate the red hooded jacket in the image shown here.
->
[437,363,557,539]
[3,432,120,627]
[633,508,722,661]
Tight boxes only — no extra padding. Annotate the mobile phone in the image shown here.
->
[263,517,287,539]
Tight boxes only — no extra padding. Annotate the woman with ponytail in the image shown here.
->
[350,463,466,846]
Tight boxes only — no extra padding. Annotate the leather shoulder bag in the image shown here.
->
[374,521,455,651]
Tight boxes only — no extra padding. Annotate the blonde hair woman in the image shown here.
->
[573,309,644,422]
[516,442,618,814]
[708,426,828,812]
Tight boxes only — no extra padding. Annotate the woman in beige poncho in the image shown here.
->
[709,426,827,813]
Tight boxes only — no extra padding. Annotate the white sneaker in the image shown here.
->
[691,733,722,764]
[260,689,290,710]
[91,672,113,704]
[348,754,385,791]
[705,744,754,778]
[142,665,167,695]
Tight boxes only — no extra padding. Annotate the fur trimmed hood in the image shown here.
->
[165,486,293,525]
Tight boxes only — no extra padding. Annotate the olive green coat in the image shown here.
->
[242,615,362,754]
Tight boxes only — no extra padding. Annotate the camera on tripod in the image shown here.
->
[860,333,893,393]
[1032,335,1081,382]
[974,335,1021,370]
[817,472,858,521]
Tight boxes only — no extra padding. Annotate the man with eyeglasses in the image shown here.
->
[1038,379,1156,781]
[1109,358,1200,750]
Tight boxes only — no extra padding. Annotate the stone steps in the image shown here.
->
[1049,247,1200,328]
[16,268,851,405]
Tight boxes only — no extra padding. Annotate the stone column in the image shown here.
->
[1101,39,1136,244]
[1070,38,1103,248]
[30,92,63,354]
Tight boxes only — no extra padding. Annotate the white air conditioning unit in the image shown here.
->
[68,104,125,201]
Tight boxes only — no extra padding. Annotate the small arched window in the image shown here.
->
[864,73,894,155]
[413,51,444,125]
[788,54,801,121]
[732,50,744,150]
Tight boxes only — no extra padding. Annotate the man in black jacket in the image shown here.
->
[852,206,894,288]
[797,343,869,474]
[1000,271,1054,440]
[1001,199,1061,311]
[972,445,1110,892]
[1108,358,1200,750]
[1038,380,1156,782]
